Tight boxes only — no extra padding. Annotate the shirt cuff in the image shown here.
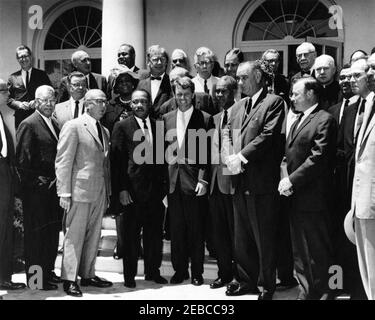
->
[238,152,248,164]
[59,193,71,198]
[199,179,208,185]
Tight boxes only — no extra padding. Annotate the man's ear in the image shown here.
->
[255,69,262,84]
[306,89,313,99]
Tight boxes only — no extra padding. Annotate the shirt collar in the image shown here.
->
[250,88,263,104]
[134,115,150,124]
[364,91,375,102]
[197,74,213,82]
[302,103,318,118]
[70,96,84,104]
[177,105,194,116]
[86,113,98,126]
[36,110,52,122]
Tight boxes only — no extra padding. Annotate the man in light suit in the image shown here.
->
[279,77,337,300]
[0,79,26,291]
[57,50,107,103]
[53,72,87,129]
[7,45,51,129]
[55,89,112,297]
[350,53,375,300]
[209,76,237,289]
[137,45,172,119]
[16,85,61,290]
[225,61,285,300]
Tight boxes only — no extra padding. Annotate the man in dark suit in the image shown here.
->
[16,85,61,290]
[163,76,214,286]
[110,89,167,288]
[137,45,172,119]
[225,61,285,300]
[7,45,51,129]
[0,79,26,291]
[279,77,337,300]
[290,42,316,82]
[57,50,107,103]
[208,76,237,289]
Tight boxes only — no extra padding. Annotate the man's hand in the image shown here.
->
[59,196,71,212]
[119,190,133,206]
[225,154,242,174]
[195,182,207,196]
[19,101,30,110]
[278,177,293,197]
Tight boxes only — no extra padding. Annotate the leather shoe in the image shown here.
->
[124,279,136,288]
[170,272,189,284]
[63,281,82,297]
[226,280,240,291]
[191,276,204,286]
[48,272,62,284]
[258,291,274,300]
[226,283,259,296]
[276,278,299,291]
[0,281,26,290]
[145,274,168,284]
[210,278,231,289]
[42,281,58,291]
[80,276,112,288]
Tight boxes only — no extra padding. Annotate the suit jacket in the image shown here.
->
[137,74,173,119]
[53,99,77,129]
[0,112,16,173]
[269,73,290,105]
[57,72,108,103]
[159,93,218,119]
[7,68,51,128]
[163,108,214,195]
[285,106,337,211]
[55,113,111,203]
[110,115,166,204]
[16,111,59,189]
[227,88,285,194]
[209,111,235,195]
[320,81,340,110]
[100,97,133,133]
[352,99,375,218]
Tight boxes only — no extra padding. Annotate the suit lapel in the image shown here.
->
[154,75,169,105]
[358,101,375,158]
[288,108,319,146]
[83,114,104,151]
[88,73,99,89]
[242,88,267,130]
[35,112,58,142]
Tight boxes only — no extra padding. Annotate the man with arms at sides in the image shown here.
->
[57,50,107,103]
[225,61,285,300]
[137,45,172,120]
[171,49,189,71]
[7,45,51,129]
[55,89,112,297]
[192,47,219,96]
[291,42,317,82]
[224,48,244,102]
[314,54,340,110]
[163,77,214,286]
[159,67,217,117]
[110,89,167,288]
[53,72,87,129]
[208,76,237,289]
[0,79,26,291]
[16,85,61,290]
[107,44,139,99]
[279,77,337,300]
[347,54,375,299]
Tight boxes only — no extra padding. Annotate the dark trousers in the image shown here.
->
[168,186,205,278]
[22,186,60,282]
[122,200,164,281]
[0,160,14,283]
[233,192,279,293]
[276,196,295,282]
[289,208,333,299]
[209,185,235,281]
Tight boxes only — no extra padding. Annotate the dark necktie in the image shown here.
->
[339,99,350,124]
[96,121,103,146]
[81,103,85,115]
[301,69,310,76]
[222,110,228,129]
[151,76,162,81]
[142,119,152,145]
[242,98,253,125]
[355,98,366,143]
[25,70,29,89]
[204,79,209,94]
[74,100,79,118]
[289,112,304,140]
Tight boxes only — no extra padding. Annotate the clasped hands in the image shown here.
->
[278,177,293,197]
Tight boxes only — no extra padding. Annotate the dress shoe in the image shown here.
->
[63,281,82,297]
[42,281,58,291]
[226,280,240,291]
[191,276,204,286]
[210,278,231,289]
[0,281,26,290]
[124,279,136,288]
[170,272,189,284]
[226,283,259,296]
[276,278,299,291]
[145,274,168,284]
[258,291,274,300]
[113,246,123,260]
[80,276,112,288]
[48,272,63,283]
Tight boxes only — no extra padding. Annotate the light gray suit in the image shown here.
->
[55,113,110,281]
[53,99,85,129]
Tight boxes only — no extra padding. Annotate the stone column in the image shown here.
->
[102,0,145,77]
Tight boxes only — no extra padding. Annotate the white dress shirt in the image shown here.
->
[296,103,319,130]
[37,110,58,140]
[69,97,85,118]
[134,115,153,144]
[339,95,358,124]
[286,109,299,138]
[357,91,375,147]
[21,68,32,88]
[0,114,8,157]
[177,106,194,148]
[192,74,218,94]
[151,73,165,103]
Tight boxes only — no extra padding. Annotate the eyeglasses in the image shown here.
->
[172,59,185,64]
[37,98,57,105]
[17,55,30,60]
[196,60,213,67]
[150,56,167,64]
[70,83,86,89]
[86,99,107,105]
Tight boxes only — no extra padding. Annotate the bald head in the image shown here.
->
[71,50,91,75]
[34,85,56,118]
[314,54,336,85]
[296,42,316,72]
[84,89,107,120]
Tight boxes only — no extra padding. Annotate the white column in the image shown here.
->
[102,0,145,77]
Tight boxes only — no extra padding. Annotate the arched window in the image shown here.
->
[234,0,343,77]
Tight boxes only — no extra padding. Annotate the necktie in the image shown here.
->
[222,110,228,129]
[74,100,79,118]
[355,98,366,143]
[288,112,304,140]
[96,121,103,146]
[204,79,209,94]
[142,119,152,145]
[151,76,162,81]
[25,70,29,89]
[242,98,253,125]
[81,103,85,115]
